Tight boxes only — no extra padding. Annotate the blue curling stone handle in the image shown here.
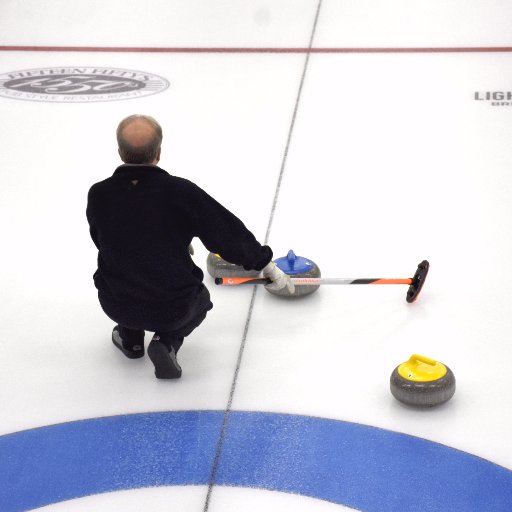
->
[274,250,315,275]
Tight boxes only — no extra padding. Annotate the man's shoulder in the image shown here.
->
[87,168,200,193]
[88,176,111,194]
[169,174,199,189]
[156,172,204,196]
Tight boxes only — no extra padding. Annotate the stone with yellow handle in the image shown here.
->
[390,354,456,407]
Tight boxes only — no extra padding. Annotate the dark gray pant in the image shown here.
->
[103,287,213,353]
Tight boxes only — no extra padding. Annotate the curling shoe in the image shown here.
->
[148,336,182,379]
[112,326,144,359]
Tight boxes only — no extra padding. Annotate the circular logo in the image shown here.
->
[0,67,169,102]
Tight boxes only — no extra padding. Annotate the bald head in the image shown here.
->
[117,115,163,164]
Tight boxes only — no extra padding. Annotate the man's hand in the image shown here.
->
[262,261,295,294]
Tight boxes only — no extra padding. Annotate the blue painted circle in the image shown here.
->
[1,411,511,511]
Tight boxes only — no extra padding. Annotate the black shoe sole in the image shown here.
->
[112,330,144,359]
[148,340,182,379]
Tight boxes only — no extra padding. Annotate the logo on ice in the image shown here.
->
[474,91,512,107]
[0,67,169,102]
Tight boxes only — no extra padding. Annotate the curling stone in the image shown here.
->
[390,354,456,407]
[265,249,321,298]
[206,252,260,279]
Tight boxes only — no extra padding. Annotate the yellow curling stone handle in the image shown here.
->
[398,354,447,382]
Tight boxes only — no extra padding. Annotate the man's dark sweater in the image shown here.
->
[86,164,272,327]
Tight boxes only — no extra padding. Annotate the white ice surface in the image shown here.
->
[1,1,512,511]
[36,486,353,511]
[0,0,318,48]
[2,0,512,49]
[234,51,512,467]
[0,50,306,432]
[316,0,512,47]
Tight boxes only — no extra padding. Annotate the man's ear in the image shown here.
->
[155,146,162,163]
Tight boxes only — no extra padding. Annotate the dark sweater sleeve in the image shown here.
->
[185,181,272,271]
[86,185,100,249]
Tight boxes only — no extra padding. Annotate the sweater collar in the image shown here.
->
[113,164,168,176]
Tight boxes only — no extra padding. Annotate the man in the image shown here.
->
[86,115,293,379]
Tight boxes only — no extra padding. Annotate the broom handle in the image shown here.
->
[215,277,413,286]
